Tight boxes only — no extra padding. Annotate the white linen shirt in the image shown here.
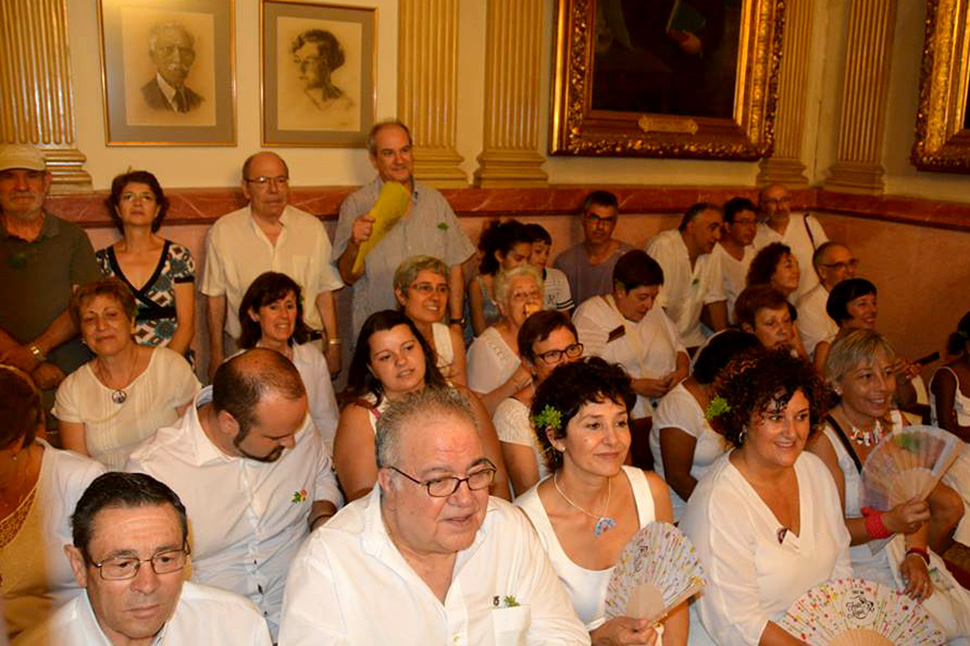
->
[711,243,754,324]
[12,581,272,646]
[645,230,726,347]
[200,204,344,337]
[796,283,838,357]
[125,386,341,638]
[278,487,590,645]
[753,213,828,301]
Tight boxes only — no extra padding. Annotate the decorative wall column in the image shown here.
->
[823,0,897,194]
[473,0,547,188]
[397,0,467,187]
[757,0,814,188]
[0,0,90,193]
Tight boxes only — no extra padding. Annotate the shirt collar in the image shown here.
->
[155,73,179,106]
[183,387,233,466]
[374,176,419,202]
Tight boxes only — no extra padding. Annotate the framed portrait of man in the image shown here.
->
[550,0,784,160]
[98,0,236,145]
[261,0,377,147]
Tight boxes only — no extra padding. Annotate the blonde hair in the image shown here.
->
[824,329,896,386]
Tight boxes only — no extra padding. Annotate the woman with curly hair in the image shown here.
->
[516,357,686,645]
[681,348,851,646]
[746,242,800,301]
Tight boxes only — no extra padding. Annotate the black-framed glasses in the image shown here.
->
[245,176,289,187]
[389,461,497,497]
[820,259,860,271]
[90,546,190,581]
[536,342,584,366]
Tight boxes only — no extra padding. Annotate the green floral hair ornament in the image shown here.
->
[532,405,562,431]
[705,396,731,421]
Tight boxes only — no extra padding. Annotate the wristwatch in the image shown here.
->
[450,317,466,327]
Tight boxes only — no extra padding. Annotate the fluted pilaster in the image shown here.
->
[397,0,467,187]
[823,0,896,194]
[473,0,547,188]
[0,0,90,193]
[757,0,814,188]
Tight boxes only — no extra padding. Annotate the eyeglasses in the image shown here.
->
[245,176,289,187]
[536,342,584,366]
[388,462,497,497]
[410,282,450,296]
[820,259,859,271]
[90,547,190,580]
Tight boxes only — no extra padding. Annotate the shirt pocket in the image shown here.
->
[492,605,531,646]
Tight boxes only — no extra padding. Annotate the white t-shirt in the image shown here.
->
[711,243,754,325]
[467,326,520,397]
[543,267,574,311]
[52,347,200,469]
[796,283,838,357]
[493,397,550,490]
[753,214,827,301]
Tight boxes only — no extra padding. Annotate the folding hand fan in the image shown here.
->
[779,577,945,646]
[351,181,411,274]
[603,522,706,624]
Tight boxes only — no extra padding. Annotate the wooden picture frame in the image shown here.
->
[549,0,784,160]
[98,0,236,146]
[912,0,970,173]
[261,0,377,147]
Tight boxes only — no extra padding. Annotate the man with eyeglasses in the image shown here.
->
[201,151,343,381]
[713,197,759,324]
[15,472,271,645]
[796,241,859,357]
[279,387,589,644]
[753,183,828,300]
[553,190,633,308]
[126,349,341,641]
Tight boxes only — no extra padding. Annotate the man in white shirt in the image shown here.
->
[645,203,728,351]
[753,183,828,301]
[125,349,341,640]
[15,472,272,646]
[796,241,858,357]
[712,197,758,323]
[201,152,343,380]
[278,387,590,645]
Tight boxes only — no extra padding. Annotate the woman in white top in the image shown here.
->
[1,367,105,641]
[809,330,970,640]
[650,330,760,522]
[54,278,199,469]
[681,348,852,646]
[333,310,510,502]
[517,357,685,646]
[494,310,583,496]
[467,265,544,415]
[236,272,340,454]
[393,255,467,387]
[573,250,689,468]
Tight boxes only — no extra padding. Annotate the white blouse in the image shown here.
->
[681,452,852,646]
[290,343,339,455]
[493,397,550,492]
[467,326,520,397]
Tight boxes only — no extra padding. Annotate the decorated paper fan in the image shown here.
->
[603,522,706,624]
[351,181,411,274]
[779,578,945,646]
[862,425,962,512]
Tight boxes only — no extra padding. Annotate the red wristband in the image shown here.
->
[861,507,892,539]
[905,546,930,564]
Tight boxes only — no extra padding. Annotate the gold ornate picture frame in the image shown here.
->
[550,0,784,160]
[98,0,236,146]
[912,0,970,173]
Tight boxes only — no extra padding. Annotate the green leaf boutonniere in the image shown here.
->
[437,222,449,231]
[291,489,308,504]
[532,405,562,431]
[705,396,731,421]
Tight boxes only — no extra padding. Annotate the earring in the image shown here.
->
[738,429,747,445]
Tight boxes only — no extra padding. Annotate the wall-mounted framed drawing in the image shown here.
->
[261,0,377,147]
[549,0,784,160]
[98,0,236,146]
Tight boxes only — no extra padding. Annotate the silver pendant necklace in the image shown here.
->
[553,473,616,537]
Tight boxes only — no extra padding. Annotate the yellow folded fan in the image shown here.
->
[352,181,412,274]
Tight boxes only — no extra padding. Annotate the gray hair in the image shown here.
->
[394,255,448,295]
[494,265,543,305]
[148,22,195,54]
[366,119,412,157]
[824,329,896,386]
[375,387,475,470]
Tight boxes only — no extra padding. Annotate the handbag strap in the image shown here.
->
[825,413,863,474]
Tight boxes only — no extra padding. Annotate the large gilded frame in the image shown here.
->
[912,0,970,172]
[550,0,785,160]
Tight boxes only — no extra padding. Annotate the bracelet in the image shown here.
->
[861,507,892,539]
[328,338,342,346]
[450,317,465,326]
[29,344,46,362]
[905,546,930,564]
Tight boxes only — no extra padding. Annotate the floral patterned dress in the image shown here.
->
[96,240,195,349]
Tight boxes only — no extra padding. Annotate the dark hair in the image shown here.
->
[521,223,552,246]
[734,284,790,329]
[237,272,311,349]
[70,278,138,329]
[613,249,664,291]
[518,311,577,364]
[367,120,413,157]
[71,472,189,559]
[290,29,346,72]
[0,366,42,449]
[723,197,757,224]
[531,357,636,471]
[692,330,761,385]
[747,242,793,287]
[343,310,447,407]
[679,202,722,232]
[211,348,306,440]
[477,219,530,275]
[105,170,169,234]
[711,348,826,448]
[947,311,970,356]
[826,278,877,325]
[581,190,619,214]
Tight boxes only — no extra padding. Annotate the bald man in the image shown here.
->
[796,241,858,356]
